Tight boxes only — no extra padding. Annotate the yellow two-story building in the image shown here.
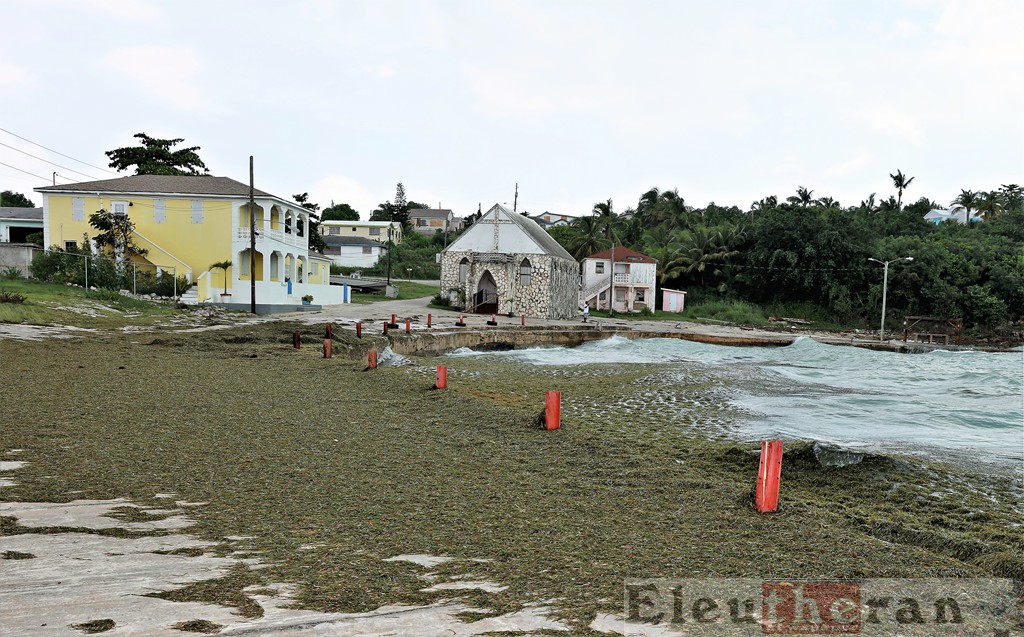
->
[36,174,344,308]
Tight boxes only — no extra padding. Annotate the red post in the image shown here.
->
[391,313,396,324]
[544,391,561,431]
[326,323,332,340]
[323,338,332,358]
[427,313,432,328]
[521,314,525,326]
[755,440,784,514]
[356,321,362,338]
[405,319,411,333]
[435,365,447,389]
[368,349,378,369]
[491,314,496,323]
[383,322,389,335]
[292,331,301,349]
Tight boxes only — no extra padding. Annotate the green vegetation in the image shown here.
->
[0,278,181,328]
[350,281,439,304]
[554,180,1024,335]
[29,246,190,299]
[1,326,1020,632]
[105,132,208,176]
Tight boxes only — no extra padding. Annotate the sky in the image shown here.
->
[1,0,1021,219]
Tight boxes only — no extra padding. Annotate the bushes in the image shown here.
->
[29,247,189,297]
[0,288,26,304]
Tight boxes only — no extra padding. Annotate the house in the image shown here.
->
[662,288,687,313]
[320,220,402,244]
[924,208,983,224]
[528,212,575,228]
[581,246,657,312]
[409,208,454,234]
[35,174,344,308]
[323,235,386,268]
[0,207,43,243]
[440,203,579,319]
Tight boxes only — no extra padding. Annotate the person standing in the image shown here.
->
[582,304,590,323]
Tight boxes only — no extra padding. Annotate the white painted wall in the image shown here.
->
[326,245,383,268]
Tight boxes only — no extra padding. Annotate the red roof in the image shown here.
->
[584,246,657,264]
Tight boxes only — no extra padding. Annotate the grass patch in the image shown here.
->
[69,618,116,633]
[1,324,1019,631]
[171,619,224,634]
[1,550,35,559]
[0,278,181,328]
[103,505,175,523]
[349,281,439,304]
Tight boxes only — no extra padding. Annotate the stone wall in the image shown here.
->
[440,250,579,319]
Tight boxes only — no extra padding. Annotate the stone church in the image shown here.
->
[440,204,579,319]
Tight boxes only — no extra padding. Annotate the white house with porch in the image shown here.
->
[581,246,658,312]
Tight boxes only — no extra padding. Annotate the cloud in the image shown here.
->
[78,0,160,21]
[368,64,398,79]
[308,173,378,219]
[102,47,205,110]
[852,107,923,144]
[0,63,32,92]
[827,154,872,177]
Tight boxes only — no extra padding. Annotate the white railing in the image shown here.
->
[236,227,306,248]
[614,272,629,284]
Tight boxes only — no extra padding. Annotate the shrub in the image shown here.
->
[1,266,22,280]
[0,288,26,304]
[430,293,450,307]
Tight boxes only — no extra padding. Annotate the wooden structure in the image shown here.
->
[902,315,963,346]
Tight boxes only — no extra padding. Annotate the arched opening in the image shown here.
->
[296,214,306,237]
[296,255,306,283]
[237,248,264,281]
[270,251,282,282]
[238,203,264,230]
[519,258,532,286]
[474,270,498,314]
[284,211,294,235]
[284,254,294,282]
[270,205,282,231]
[458,257,468,284]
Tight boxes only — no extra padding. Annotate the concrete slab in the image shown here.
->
[0,500,193,531]
[0,461,27,471]
[383,554,454,568]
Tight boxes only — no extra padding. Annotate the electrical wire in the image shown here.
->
[0,126,118,175]
[0,141,104,181]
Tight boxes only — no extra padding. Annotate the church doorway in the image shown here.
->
[473,270,498,314]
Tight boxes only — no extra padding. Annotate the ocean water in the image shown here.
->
[449,336,1024,469]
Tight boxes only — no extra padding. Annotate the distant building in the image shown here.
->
[320,220,403,244]
[440,203,579,319]
[924,208,983,224]
[408,208,454,234]
[528,212,576,229]
[0,207,43,243]
[322,235,386,268]
[581,246,657,312]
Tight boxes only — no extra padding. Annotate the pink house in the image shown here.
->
[580,246,657,312]
[662,288,687,312]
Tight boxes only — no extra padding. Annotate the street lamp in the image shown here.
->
[386,226,393,287]
[867,256,913,341]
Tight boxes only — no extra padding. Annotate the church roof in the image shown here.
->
[444,203,575,261]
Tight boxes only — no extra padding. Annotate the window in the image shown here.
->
[459,258,468,283]
[635,289,646,302]
[369,228,381,236]
[154,199,166,223]
[616,289,626,302]
[64,241,76,251]
[191,200,204,224]
[595,262,605,274]
[362,246,373,254]
[72,197,85,221]
[519,259,532,286]
[351,227,357,232]
[111,201,128,217]
[417,218,428,227]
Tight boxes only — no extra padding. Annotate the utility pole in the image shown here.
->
[608,242,615,313]
[513,183,518,212]
[868,256,913,341]
[249,156,256,314]
[386,225,393,287]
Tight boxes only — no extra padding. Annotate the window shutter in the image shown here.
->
[191,200,203,224]
[154,199,166,223]
[72,197,84,221]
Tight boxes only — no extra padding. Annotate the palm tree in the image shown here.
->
[209,259,233,298]
[786,186,814,207]
[567,216,609,260]
[642,228,685,285]
[890,169,915,210]
[816,196,841,209]
[975,191,1003,220]
[951,189,981,224]
[677,225,739,287]
[998,184,1023,210]
[858,193,879,215]
[592,199,617,242]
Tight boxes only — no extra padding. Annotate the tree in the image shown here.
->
[951,189,981,223]
[786,186,814,207]
[293,192,325,254]
[592,198,617,242]
[565,216,609,260]
[106,133,209,175]
[88,207,148,269]
[369,182,416,226]
[209,260,232,297]
[816,196,841,209]
[890,169,915,210]
[975,191,1003,220]
[998,184,1023,211]
[0,190,35,207]
[321,202,360,221]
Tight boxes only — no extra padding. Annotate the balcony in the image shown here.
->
[236,226,306,249]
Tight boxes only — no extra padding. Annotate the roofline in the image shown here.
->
[34,187,310,214]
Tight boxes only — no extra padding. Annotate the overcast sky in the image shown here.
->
[1,0,1021,218]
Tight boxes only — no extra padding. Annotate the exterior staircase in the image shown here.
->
[579,279,610,305]
[179,285,200,306]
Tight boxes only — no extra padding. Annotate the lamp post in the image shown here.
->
[868,256,913,341]
[386,225,393,287]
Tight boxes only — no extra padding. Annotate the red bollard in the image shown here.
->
[544,391,561,431]
[368,349,378,369]
[755,440,784,513]
[323,338,332,359]
[456,314,466,327]
[391,314,396,324]
[383,322,389,335]
[326,323,332,339]
[521,314,525,326]
[435,366,447,389]
[405,319,411,333]
[427,313,432,328]
[292,331,301,349]
[356,322,362,338]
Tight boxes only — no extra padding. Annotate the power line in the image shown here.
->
[0,141,103,181]
[0,126,118,175]
[0,160,52,183]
